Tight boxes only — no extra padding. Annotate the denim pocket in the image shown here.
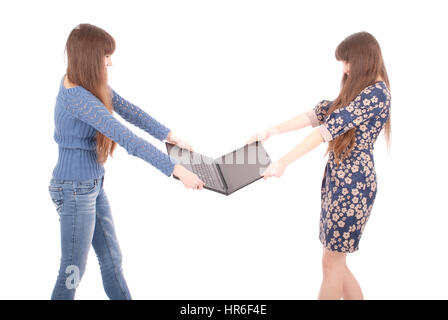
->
[48,186,64,214]
[74,182,96,195]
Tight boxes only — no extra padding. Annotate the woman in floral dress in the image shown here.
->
[247,31,391,300]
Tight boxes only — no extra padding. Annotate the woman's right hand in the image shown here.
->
[246,127,279,145]
[173,164,205,190]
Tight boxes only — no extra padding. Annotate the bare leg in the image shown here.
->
[318,247,347,300]
[342,266,364,300]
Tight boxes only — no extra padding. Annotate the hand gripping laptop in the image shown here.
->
[165,141,271,195]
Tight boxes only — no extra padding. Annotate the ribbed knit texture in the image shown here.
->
[51,75,178,180]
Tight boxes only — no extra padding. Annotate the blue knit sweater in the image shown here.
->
[51,75,178,180]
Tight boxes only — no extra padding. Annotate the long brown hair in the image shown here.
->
[327,32,391,164]
[65,23,117,165]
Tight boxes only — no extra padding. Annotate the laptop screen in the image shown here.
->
[215,141,271,194]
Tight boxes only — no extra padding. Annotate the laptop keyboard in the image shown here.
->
[190,162,223,190]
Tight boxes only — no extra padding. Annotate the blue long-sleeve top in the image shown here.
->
[51,75,178,180]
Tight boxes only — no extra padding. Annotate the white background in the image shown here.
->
[0,0,447,300]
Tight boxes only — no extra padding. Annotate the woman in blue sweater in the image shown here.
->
[48,23,204,300]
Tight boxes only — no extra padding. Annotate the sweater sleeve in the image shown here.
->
[110,88,170,141]
[62,89,178,177]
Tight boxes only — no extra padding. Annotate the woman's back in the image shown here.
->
[52,76,105,180]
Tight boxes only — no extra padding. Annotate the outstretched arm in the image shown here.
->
[63,88,177,176]
[110,88,171,141]
[261,129,324,179]
[247,112,312,145]
[246,100,333,145]
[111,89,195,151]
[261,83,389,179]
[280,129,323,166]
[271,112,312,134]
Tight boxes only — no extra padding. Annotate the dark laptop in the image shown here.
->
[165,141,271,195]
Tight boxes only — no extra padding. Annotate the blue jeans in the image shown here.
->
[48,175,131,300]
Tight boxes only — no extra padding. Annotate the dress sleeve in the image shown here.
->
[306,100,333,127]
[318,85,389,142]
[110,88,171,141]
[62,89,178,177]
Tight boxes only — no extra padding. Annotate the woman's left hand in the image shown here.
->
[166,131,193,151]
[261,160,287,180]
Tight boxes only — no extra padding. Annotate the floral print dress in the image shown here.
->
[306,81,391,253]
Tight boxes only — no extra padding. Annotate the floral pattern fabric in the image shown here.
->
[307,81,391,253]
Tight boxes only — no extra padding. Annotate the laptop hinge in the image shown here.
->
[214,163,228,193]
